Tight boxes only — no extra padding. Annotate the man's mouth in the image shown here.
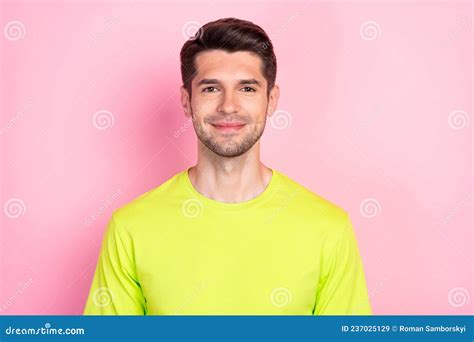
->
[211,122,246,132]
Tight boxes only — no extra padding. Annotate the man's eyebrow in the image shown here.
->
[239,79,262,87]
[196,78,262,87]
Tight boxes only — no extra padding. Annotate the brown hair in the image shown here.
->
[180,17,277,98]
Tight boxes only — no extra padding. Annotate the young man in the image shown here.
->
[84,18,372,315]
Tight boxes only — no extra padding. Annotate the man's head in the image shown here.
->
[179,18,279,158]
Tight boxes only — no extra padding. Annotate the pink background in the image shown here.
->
[1,0,472,315]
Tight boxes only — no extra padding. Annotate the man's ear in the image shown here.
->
[180,86,192,118]
[266,84,280,117]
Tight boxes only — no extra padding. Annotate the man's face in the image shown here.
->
[181,50,279,158]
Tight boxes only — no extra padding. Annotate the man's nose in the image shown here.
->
[217,91,240,114]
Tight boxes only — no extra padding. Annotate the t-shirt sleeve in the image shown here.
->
[313,214,372,315]
[83,213,146,315]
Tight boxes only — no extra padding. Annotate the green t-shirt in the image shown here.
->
[83,168,372,315]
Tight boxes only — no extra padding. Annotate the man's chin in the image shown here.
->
[210,146,247,158]
[202,141,247,158]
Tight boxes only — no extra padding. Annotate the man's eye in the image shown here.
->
[202,87,218,93]
[241,87,256,92]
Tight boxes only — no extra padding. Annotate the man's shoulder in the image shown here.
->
[111,169,186,225]
[274,169,351,233]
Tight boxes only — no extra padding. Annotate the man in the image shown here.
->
[83,17,372,315]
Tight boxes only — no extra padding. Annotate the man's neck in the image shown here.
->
[188,143,273,203]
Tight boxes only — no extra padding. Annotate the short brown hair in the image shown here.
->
[180,17,277,98]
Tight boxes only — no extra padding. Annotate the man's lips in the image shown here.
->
[211,122,246,131]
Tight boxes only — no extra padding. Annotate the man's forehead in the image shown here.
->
[195,49,261,63]
[194,50,264,80]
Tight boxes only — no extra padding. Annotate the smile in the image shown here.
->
[211,123,246,132]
